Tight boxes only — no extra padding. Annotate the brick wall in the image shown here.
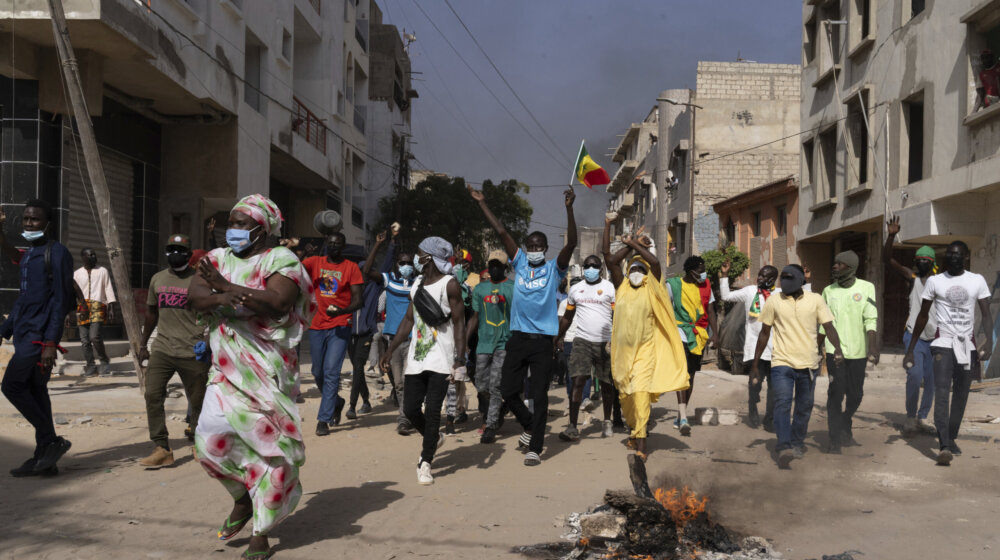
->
[696,152,798,201]
[695,61,801,101]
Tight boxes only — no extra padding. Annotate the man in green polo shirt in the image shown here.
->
[819,250,879,454]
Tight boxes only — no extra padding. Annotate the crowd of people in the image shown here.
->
[0,192,994,559]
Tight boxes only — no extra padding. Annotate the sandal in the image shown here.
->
[626,438,636,450]
[635,450,648,463]
[218,513,252,541]
[240,549,273,560]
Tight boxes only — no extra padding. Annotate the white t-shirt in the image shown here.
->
[557,298,578,342]
[404,275,457,375]
[921,271,990,350]
[566,279,615,343]
[720,278,776,362]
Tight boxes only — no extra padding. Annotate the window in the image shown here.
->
[281,28,292,62]
[244,33,265,114]
[775,206,787,236]
[802,138,815,186]
[902,95,924,184]
[751,212,762,237]
[849,0,874,52]
[818,126,838,201]
[804,11,817,64]
[724,219,736,245]
[846,91,869,189]
[818,2,843,76]
[964,0,1000,118]
[352,206,363,228]
[326,190,342,214]
[911,0,924,19]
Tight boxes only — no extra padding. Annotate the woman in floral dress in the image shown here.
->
[189,194,314,559]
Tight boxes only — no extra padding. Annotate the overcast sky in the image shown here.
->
[382,0,801,245]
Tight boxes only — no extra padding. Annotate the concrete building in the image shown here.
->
[0,0,413,310]
[797,0,1000,353]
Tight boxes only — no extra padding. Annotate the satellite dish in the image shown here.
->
[314,210,342,235]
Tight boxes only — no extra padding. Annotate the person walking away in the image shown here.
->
[188,194,313,559]
[883,217,939,435]
[466,249,514,444]
[557,254,616,441]
[469,185,577,466]
[719,261,779,430]
[666,255,719,435]
[380,237,466,485]
[820,251,879,454]
[603,221,688,460]
[136,234,211,468]
[904,241,993,466]
[363,231,417,434]
[752,265,844,469]
[74,247,117,376]
[0,200,75,477]
[302,231,364,436]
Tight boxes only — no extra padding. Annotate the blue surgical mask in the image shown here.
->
[414,256,426,273]
[583,268,601,283]
[21,230,44,242]
[226,226,259,253]
[699,272,708,282]
[526,251,545,265]
[398,264,415,278]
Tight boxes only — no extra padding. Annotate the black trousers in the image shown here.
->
[826,356,867,444]
[500,331,554,454]
[403,370,450,464]
[1,350,56,457]
[932,348,974,451]
[348,333,374,408]
[747,360,775,427]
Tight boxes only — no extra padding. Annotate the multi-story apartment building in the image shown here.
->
[797,0,1000,352]
[0,0,415,310]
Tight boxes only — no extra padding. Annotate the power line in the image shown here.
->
[441,0,572,164]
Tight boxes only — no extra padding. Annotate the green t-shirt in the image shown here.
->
[147,268,207,358]
[471,279,514,354]
[820,278,878,359]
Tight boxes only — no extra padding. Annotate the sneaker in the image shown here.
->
[455,411,469,424]
[602,420,614,438]
[138,446,175,469]
[517,432,532,452]
[777,449,794,469]
[332,396,346,426]
[678,418,691,436]
[345,408,357,420]
[10,458,51,477]
[558,426,580,442]
[917,418,936,434]
[792,446,806,459]
[359,402,373,414]
[35,437,72,472]
[672,417,681,430]
[524,451,541,466]
[480,427,497,444]
[396,423,412,436]
[444,420,455,435]
[416,461,434,485]
[316,421,330,436]
[98,363,112,377]
[936,448,953,466]
[826,442,842,454]
[437,432,446,449]
[948,442,962,456]
[581,398,597,412]
[903,417,919,434]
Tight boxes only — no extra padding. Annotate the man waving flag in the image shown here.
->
[573,141,611,189]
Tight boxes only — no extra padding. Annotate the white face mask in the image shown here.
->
[526,251,545,265]
[629,271,647,287]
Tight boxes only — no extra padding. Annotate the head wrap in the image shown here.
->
[418,236,454,274]
[780,265,806,294]
[627,255,649,273]
[232,194,283,234]
[916,246,935,260]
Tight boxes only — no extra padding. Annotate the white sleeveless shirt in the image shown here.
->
[404,275,457,375]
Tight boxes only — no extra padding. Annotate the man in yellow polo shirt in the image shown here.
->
[752,264,845,469]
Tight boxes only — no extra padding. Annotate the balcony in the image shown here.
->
[353,104,366,133]
[608,159,637,193]
[611,192,636,216]
[355,18,369,52]
[292,96,327,154]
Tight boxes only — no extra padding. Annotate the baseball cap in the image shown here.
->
[487,249,508,264]
[166,233,191,250]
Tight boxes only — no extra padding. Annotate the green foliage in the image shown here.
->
[374,176,532,268]
[703,245,750,278]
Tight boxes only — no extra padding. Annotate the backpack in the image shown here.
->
[44,241,78,318]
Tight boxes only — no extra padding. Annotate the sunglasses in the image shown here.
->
[583,263,601,270]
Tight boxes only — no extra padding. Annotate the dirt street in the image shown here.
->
[1,364,998,560]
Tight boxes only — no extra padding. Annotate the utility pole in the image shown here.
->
[47,0,146,392]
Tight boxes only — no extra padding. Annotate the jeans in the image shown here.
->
[475,350,506,428]
[348,333,374,409]
[500,331,555,454]
[403,371,450,464]
[747,360,775,427]
[931,348,974,451]
[903,331,935,419]
[826,357,867,444]
[143,351,210,450]
[79,321,110,368]
[771,365,817,452]
[1,350,56,457]
[385,336,410,426]
[310,326,351,423]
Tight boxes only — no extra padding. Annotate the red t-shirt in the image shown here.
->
[981,66,1000,106]
[302,256,364,330]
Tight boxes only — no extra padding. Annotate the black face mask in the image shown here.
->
[758,279,775,291]
[488,263,506,281]
[915,260,933,276]
[167,252,190,270]
[944,253,964,274]
[85,256,97,268]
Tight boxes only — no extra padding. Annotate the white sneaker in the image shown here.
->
[917,418,936,434]
[417,461,434,485]
[581,397,595,412]
[602,420,614,438]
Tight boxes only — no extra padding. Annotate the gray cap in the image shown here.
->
[313,210,342,235]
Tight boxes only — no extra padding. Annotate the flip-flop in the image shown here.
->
[240,548,273,559]
[635,450,648,463]
[218,514,252,541]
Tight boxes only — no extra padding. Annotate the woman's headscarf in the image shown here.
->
[418,236,454,274]
[232,194,283,234]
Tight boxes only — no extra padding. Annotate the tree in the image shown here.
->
[374,176,533,268]
[702,245,750,278]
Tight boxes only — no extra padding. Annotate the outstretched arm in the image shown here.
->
[602,216,626,286]
[557,189,577,270]
[362,231,388,283]
[883,217,914,281]
[469,186,518,259]
[623,226,660,280]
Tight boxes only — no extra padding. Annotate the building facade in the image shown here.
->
[798,0,1000,353]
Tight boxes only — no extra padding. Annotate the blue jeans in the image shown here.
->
[902,331,934,419]
[771,365,817,452]
[310,326,351,423]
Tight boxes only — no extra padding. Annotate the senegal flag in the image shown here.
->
[574,142,611,188]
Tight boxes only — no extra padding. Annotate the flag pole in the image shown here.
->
[569,139,584,188]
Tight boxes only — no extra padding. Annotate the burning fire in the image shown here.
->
[653,486,709,527]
